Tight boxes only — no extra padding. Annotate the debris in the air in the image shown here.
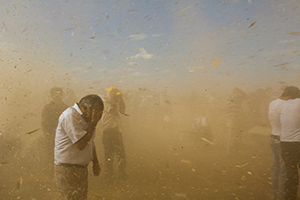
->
[210,56,222,68]
[180,159,191,164]
[288,31,300,35]
[25,128,39,135]
[248,21,256,28]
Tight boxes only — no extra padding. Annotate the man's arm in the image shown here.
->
[92,146,101,176]
[74,108,102,150]
[73,123,96,150]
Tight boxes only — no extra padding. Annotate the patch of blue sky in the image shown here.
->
[1,0,300,91]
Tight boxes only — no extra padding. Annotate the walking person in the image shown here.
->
[279,86,300,200]
[54,94,103,200]
[268,87,295,200]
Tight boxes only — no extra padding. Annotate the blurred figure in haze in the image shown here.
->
[279,86,300,200]
[226,87,249,156]
[41,87,68,166]
[54,94,103,200]
[101,87,128,182]
[193,116,214,144]
[268,87,297,200]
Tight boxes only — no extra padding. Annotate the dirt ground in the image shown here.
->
[0,119,274,200]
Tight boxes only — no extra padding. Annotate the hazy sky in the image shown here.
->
[0,0,300,95]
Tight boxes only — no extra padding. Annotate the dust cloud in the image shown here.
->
[0,0,299,200]
[0,69,281,199]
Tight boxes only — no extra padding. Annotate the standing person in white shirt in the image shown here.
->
[54,94,104,200]
[269,87,297,200]
[280,86,300,200]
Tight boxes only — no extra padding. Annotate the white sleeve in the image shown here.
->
[62,113,87,144]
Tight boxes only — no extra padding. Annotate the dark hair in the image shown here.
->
[280,86,300,99]
[79,94,104,110]
[50,87,63,96]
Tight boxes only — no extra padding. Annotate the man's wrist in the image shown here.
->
[91,121,98,127]
[90,122,97,130]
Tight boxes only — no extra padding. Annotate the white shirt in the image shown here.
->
[54,103,95,166]
[280,98,300,142]
[268,99,286,136]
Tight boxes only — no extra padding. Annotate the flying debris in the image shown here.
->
[93,193,102,198]
[274,62,291,67]
[210,56,222,68]
[25,128,40,135]
[201,138,215,145]
[248,21,256,28]
[180,159,191,164]
[288,31,300,35]
[277,81,286,84]
[127,9,138,12]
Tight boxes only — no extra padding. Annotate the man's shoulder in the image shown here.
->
[61,106,76,115]
[284,98,300,107]
[269,98,281,105]
[42,102,56,113]
[43,101,55,108]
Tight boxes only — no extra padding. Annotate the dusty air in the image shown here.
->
[0,1,299,200]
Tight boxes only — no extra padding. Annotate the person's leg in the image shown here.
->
[54,165,69,199]
[278,142,287,200]
[281,142,298,200]
[115,131,127,179]
[270,137,280,198]
[54,165,88,200]
[102,129,115,181]
[68,167,88,200]
[270,137,286,200]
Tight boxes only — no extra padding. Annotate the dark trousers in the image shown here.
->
[102,127,126,180]
[281,142,300,200]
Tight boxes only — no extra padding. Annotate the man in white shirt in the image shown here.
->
[54,94,103,200]
[279,86,300,200]
[268,87,294,200]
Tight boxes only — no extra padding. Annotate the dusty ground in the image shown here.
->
[0,120,273,200]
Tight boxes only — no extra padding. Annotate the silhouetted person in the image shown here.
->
[41,87,68,166]
[268,87,295,200]
[102,87,128,182]
[226,87,249,156]
[280,86,300,200]
[54,94,103,200]
[193,116,214,143]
